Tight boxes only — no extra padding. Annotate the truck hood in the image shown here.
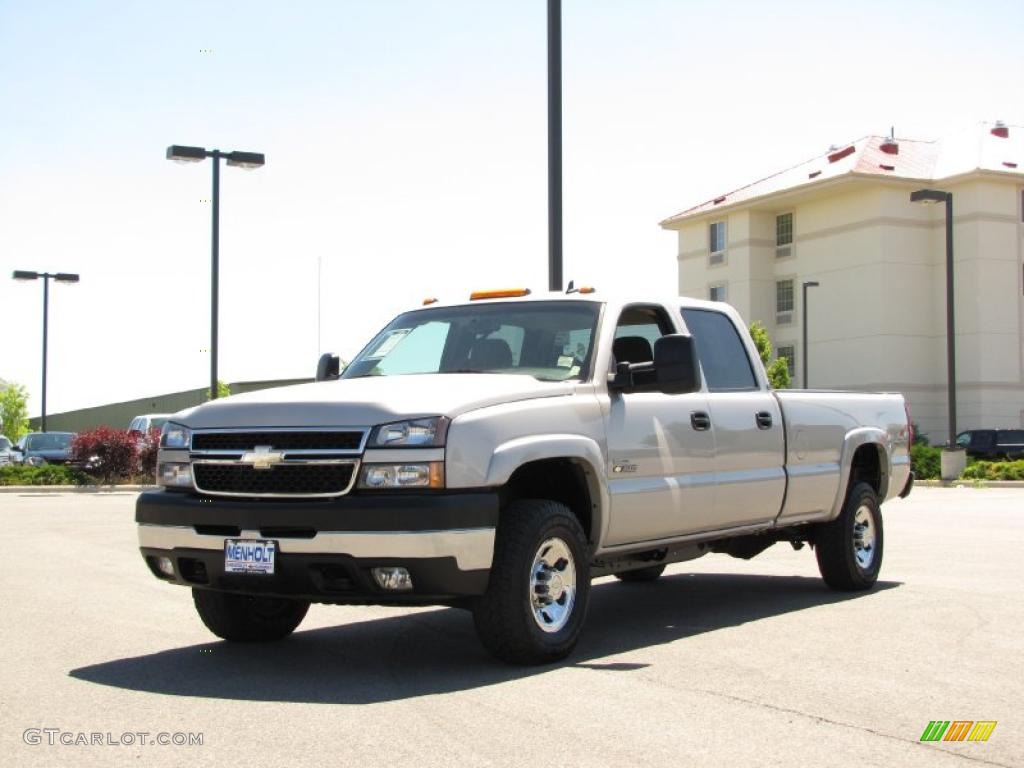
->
[173,374,575,429]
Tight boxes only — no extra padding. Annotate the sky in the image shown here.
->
[1,0,1022,419]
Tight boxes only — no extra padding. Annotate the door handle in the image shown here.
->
[691,411,711,431]
[756,411,773,430]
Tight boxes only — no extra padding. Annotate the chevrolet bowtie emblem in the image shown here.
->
[241,445,284,470]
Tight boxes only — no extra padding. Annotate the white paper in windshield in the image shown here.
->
[369,329,410,358]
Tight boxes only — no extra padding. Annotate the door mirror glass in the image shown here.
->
[653,334,700,394]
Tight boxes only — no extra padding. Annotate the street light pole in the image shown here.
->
[166,145,264,399]
[547,0,562,292]
[802,281,820,389]
[12,270,81,432]
[211,150,221,401]
[911,188,962,479]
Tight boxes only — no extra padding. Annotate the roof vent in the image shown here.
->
[713,195,726,204]
[808,170,822,179]
[880,137,899,155]
[992,121,1009,138]
[1004,161,1018,169]
[827,145,855,163]
[879,163,895,171]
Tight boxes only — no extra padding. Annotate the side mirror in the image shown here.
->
[653,334,700,394]
[316,353,340,382]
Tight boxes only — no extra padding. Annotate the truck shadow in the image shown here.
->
[69,573,899,704]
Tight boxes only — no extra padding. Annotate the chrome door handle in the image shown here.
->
[756,411,773,430]
[691,411,711,431]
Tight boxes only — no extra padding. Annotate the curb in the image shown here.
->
[0,485,156,494]
[915,479,1024,488]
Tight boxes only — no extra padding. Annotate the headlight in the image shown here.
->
[359,462,445,489]
[370,417,449,447]
[161,422,192,449]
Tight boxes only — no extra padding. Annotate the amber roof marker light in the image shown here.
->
[469,288,532,301]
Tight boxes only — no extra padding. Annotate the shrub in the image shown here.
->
[910,444,941,480]
[960,460,1024,481]
[0,464,91,486]
[72,427,138,484]
[138,427,162,479]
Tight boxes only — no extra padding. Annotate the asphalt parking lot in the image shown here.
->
[1,487,1021,767]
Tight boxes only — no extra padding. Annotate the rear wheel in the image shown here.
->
[192,589,309,641]
[473,499,591,665]
[814,481,883,590]
[614,564,666,583]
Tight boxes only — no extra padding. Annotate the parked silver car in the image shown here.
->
[0,436,16,466]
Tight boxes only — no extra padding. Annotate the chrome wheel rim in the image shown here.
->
[530,537,576,633]
[852,504,876,570]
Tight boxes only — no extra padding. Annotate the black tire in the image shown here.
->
[192,589,309,642]
[473,499,591,665]
[614,564,666,582]
[815,481,884,591]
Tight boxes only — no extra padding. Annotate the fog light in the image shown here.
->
[156,556,175,577]
[158,462,192,488]
[372,567,413,591]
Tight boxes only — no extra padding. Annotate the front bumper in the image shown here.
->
[136,489,498,604]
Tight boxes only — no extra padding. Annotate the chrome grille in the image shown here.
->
[189,428,366,498]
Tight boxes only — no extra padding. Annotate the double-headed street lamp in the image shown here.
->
[12,270,80,432]
[910,188,962,478]
[802,280,820,389]
[166,145,265,400]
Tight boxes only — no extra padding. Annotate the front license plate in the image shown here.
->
[224,539,277,575]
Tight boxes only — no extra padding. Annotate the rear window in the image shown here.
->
[680,308,758,391]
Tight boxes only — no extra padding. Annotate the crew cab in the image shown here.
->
[137,290,913,664]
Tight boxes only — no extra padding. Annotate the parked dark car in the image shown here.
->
[12,431,77,466]
[956,429,1024,460]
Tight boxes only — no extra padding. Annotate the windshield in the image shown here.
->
[25,433,73,451]
[343,301,601,382]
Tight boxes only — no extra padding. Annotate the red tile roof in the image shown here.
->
[660,122,1022,226]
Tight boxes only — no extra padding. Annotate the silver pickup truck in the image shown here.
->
[137,291,913,664]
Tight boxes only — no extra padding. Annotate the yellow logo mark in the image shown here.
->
[967,721,997,742]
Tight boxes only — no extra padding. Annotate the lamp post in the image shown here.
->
[802,280,819,389]
[910,188,963,479]
[12,270,80,432]
[547,0,562,292]
[166,145,265,399]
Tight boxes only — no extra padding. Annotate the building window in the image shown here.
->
[709,221,726,254]
[777,345,796,378]
[776,213,793,246]
[776,280,794,312]
[708,284,727,302]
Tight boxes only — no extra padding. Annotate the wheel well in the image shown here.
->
[849,443,885,496]
[500,458,596,543]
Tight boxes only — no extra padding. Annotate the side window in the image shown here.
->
[680,309,758,392]
[612,305,675,392]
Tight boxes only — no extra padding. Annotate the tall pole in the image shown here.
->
[802,281,819,389]
[547,0,563,292]
[41,276,49,432]
[945,194,956,447]
[211,151,221,400]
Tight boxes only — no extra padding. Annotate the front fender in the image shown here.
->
[829,427,889,520]
[486,434,610,546]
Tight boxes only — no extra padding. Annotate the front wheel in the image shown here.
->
[814,482,883,590]
[473,499,591,665]
[192,589,309,642]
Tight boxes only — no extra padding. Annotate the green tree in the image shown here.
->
[748,322,791,389]
[1,382,30,441]
[204,380,232,401]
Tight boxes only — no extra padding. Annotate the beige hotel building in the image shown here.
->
[660,122,1024,442]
